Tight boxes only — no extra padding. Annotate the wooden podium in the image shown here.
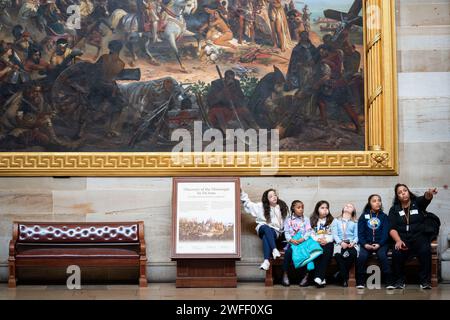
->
[171,177,241,288]
[175,259,238,288]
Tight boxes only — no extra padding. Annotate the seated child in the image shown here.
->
[241,188,289,270]
[282,200,323,287]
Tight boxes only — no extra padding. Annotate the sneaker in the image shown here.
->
[395,280,405,289]
[356,284,365,289]
[333,271,340,280]
[314,277,324,288]
[386,283,396,290]
[272,248,281,259]
[282,274,290,287]
[259,259,270,271]
[299,274,309,287]
[420,283,432,290]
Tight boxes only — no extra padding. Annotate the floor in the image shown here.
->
[1,283,449,300]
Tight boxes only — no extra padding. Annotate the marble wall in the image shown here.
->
[0,0,449,282]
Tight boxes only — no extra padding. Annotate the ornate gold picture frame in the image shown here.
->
[0,0,397,177]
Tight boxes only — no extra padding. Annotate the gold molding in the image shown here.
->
[0,0,398,177]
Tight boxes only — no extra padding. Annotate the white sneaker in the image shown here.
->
[314,277,322,285]
[272,248,281,259]
[386,284,396,290]
[321,279,326,285]
[259,259,270,271]
[420,283,432,290]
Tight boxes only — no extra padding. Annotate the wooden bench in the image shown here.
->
[8,221,147,288]
[265,240,438,287]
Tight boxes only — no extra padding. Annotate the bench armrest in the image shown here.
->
[9,240,16,257]
[138,221,146,257]
[431,239,438,255]
[140,242,146,256]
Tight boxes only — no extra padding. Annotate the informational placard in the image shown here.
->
[171,177,241,259]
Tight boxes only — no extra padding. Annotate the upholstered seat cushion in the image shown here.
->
[16,246,139,259]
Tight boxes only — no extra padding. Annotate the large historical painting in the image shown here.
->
[0,0,364,151]
[0,0,398,176]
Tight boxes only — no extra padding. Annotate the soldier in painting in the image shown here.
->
[37,0,67,35]
[314,44,361,133]
[0,84,62,149]
[89,40,128,137]
[0,41,22,101]
[137,0,162,43]
[248,66,300,138]
[11,25,35,63]
[206,69,258,132]
[286,31,318,90]
[24,45,52,80]
[49,38,83,68]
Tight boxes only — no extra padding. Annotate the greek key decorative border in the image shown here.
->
[0,0,398,177]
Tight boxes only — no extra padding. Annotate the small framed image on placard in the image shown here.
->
[171,177,241,259]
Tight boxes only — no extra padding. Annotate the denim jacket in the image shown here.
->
[332,218,358,245]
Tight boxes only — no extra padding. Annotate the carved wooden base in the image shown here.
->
[175,259,237,288]
[8,277,16,288]
[8,260,16,288]
[432,255,439,287]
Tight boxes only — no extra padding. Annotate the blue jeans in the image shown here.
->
[258,225,278,260]
[356,245,392,285]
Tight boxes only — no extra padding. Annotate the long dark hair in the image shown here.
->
[262,189,288,222]
[310,200,333,228]
[290,200,304,218]
[393,183,418,206]
[363,194,384,212]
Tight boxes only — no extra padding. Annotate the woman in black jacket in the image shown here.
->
[388,184,438,290]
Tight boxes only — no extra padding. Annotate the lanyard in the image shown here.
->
[403,206,410,232]
[371,211,379,243]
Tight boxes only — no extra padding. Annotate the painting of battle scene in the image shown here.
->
[179,217,234,241]
[0,0,364,152]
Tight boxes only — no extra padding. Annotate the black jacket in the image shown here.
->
[388,196,431,242]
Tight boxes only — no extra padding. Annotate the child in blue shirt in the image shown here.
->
[332,203,359,287]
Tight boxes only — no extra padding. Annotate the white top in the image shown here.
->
[240,191,284,234]
[312,217,334,243]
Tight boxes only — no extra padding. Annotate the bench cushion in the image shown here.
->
[16,247,139,259]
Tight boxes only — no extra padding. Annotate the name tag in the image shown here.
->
[365,214,370,219]
[410,209,419,215]
[399,210,405,216]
